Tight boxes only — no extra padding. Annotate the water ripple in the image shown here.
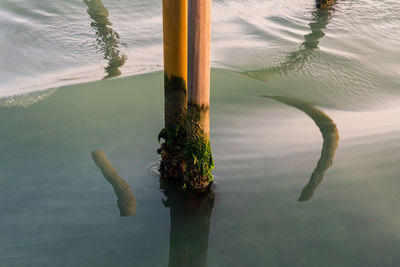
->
[0,0,399,110]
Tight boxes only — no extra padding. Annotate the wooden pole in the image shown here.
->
[188,0,211,109]
[316,0,334,8]
[185,0,214,190]
[162,0,188,82]
[159,0,188,181]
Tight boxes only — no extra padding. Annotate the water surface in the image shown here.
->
[1,0,400,266]
[1,70,400,266]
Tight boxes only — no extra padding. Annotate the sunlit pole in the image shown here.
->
[185,0,214,191]
[159,0,188,181]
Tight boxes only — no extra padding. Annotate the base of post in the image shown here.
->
[158,75,188,184]
[184,103,214,191]
[158,126,186,184]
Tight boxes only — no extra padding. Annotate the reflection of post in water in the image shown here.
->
[92,149,137,216]
[84,0,127,79]
[265,96,339,201]
[243,2,336,81]
[161,181,214,267]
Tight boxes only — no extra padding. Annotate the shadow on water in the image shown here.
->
[92,149,137,216]
[161,181,215,267]
[264,96,339,201]
[84,0,127,79]
[243,3,335,81]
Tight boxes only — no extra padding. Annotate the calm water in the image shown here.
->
[1,0,400,266]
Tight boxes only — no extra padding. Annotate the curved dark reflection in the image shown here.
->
[161,181,215,267]
[243,3,335,81]
[92,149,137,216]
[264,96,339,201]
[84,0,127,79]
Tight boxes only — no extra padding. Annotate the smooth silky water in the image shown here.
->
[1,0,400,266]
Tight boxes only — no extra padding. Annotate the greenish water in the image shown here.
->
[1,0,399,102]
[1,70,400,266]
[1,0,400,266]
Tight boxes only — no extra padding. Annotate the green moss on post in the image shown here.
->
[158,75,187,183]
[184,103,214,191]
[184,137,214,182]
[186,0,213,191]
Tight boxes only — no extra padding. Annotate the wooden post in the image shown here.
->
[185,0,214,190]
[162,0,188,82]
[316,0,334,8]
[158,0,188,181]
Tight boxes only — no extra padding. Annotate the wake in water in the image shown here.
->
[0,89,56,107]
[237,0,400,110]
[243,6,334,81]
[0,0,399,109]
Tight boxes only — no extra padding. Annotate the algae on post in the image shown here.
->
[184,103,214,191]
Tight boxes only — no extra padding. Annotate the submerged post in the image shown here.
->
[185,0,214,190]
[159,0,188,181]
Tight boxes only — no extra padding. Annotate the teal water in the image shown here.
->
[1,70,400,266]
[1,0,400,266]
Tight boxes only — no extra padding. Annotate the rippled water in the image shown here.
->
[1,0,400,266]
[1,0,399,107]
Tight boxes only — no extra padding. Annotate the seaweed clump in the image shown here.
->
[184,103,214,191]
